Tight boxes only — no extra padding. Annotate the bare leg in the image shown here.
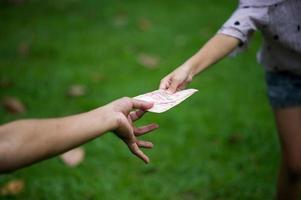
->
[274,107,301,200]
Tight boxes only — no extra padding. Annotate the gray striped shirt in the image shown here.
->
[218,0,301,74]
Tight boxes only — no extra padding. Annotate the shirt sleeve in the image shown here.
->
[217,5,269,55]
[218,6,261,45]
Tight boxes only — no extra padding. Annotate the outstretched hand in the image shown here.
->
[159,65,193,94]
[104,97,158,163]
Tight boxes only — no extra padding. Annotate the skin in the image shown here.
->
[160,34,240,93]
[0,97,159,173]
[160,33,301,199]
[274,107,301,200]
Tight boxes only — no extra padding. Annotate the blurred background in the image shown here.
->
[0,0,279,199]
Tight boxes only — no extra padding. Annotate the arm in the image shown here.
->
[160,34,240,93]
[0,97,158,173]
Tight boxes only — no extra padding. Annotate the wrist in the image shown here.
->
[185,58,209,77]
[181,61,197,78]
[85,106,119,136]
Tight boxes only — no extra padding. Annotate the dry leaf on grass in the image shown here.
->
[137,53,159,69]
[228,132,243,144]
[138,18,152,31]
[113,11,128,27]
[60,147,85,167]
[0,179,25,196]
[91,73,105,83]
[0,78,13,89]
[67,84,86,97]
[2,96,26,114]
[18,41,30,58]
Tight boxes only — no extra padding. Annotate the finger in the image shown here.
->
[134,123,159,136]
[159,77,170,90]
[129,109,146,121]
[131,99,154,110]
[167,78,180,94]
[177,82,187,91]
[128,142,150,164]
[137,140,154,149]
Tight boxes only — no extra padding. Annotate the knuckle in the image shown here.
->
[187,75,193,82]
[160,77,169,84]
[122,96,131,101]
[121,96,132,104]
[172,76,181,82]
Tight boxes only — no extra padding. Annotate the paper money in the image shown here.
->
[134,89,198,113]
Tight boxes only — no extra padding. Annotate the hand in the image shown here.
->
[159,65,193,94]
[104,97,159,163]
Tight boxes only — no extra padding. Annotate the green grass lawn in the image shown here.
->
[0,0,279,199]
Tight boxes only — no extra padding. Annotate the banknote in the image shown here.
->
[134,89,198,113]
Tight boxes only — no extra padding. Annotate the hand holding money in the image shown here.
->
[159,65,194,93]
[103,97,159,163]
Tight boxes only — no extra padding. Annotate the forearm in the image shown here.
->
[0,107,116,172]
[184,34,240,77]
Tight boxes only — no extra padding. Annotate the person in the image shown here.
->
[0,97,159,173]
[159,0,301,199]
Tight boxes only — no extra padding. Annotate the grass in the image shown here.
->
[0,0,279,199]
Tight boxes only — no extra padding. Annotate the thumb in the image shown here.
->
[159,77,170,90]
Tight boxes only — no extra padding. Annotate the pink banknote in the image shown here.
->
[134,89,198,113]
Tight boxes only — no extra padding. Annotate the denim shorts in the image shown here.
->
[265,71,301,109]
